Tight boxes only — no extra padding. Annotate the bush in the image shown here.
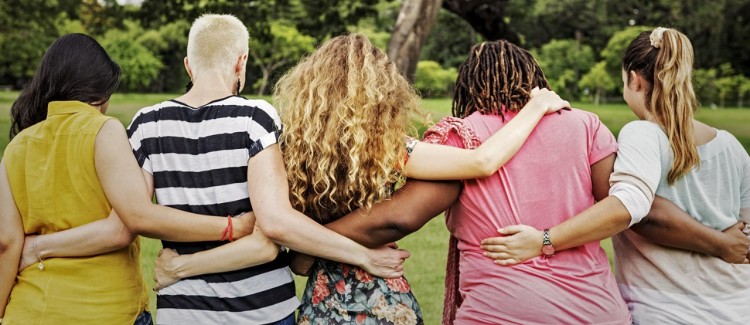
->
[414,61,457,98]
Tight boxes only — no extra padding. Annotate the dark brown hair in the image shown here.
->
[10,33,120,138]
[452,40,550,119]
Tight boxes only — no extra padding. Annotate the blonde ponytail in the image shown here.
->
[623,28,700,184]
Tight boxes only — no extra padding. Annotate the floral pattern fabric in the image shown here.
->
[298,259,423,325]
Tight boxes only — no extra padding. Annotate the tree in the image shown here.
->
[442,0,518,42]
[579,61,617,105]
[737,75,750,108]
[387,0,443,82]
[414,60,457,97]
[600,27,650,74]
[249,22,315,96]
[101,21,163,91]
[420,10,481,69]
[694,68,718,108]
[533,39,594,100]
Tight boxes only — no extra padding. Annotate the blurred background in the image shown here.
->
[1,0,749,107]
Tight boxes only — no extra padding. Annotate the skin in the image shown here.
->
[478,69,750,265]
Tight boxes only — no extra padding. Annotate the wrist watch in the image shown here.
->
[542,229,555,257]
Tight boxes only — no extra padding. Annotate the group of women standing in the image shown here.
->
[0,12,748,325]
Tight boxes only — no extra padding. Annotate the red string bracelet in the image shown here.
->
[220,215,234,241]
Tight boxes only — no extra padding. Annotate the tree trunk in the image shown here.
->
[387,0,443,82]
[257,69,270,96]
[594,88,601,106]
[442,0,519,43]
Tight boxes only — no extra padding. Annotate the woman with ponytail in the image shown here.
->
[484,28,750,323]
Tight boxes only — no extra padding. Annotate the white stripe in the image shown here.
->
[133,117,255,140]
[155,182,248,206]
[149,149,249,173]
[156,297,299,324]
[158,267,294,298]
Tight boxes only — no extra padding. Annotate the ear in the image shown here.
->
[234,54,247,74]
[184,57,193,80]
[628,70,645,91]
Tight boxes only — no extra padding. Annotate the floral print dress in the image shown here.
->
[298,259,423,325]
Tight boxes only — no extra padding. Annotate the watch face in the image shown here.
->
[542,245,555,256]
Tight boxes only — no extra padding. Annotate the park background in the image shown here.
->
[1,0,749,323]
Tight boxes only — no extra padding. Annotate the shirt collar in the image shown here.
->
[47,101,103,117]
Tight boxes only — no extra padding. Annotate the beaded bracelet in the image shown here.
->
[32,238,45,270]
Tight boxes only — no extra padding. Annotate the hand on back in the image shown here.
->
[719,221,750,264]
[481,225,543,265]
[529,87,571,115]
[360,244,411,278]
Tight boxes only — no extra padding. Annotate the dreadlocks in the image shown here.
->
[452,40,550,119]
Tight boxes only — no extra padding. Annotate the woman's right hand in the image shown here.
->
[718,221,750,264]
[231,212,257,239]
[528,87,571,115]
[360,245,410,278]
[18,235,38,271]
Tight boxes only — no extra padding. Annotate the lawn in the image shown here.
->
[1,91,749,324]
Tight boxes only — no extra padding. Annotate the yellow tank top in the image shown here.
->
[2,101,148,324]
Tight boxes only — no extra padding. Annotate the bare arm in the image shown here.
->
[631,196,749,263]
[325,179,461,247]
[95,119,252,242]
[19,145,253,268]
[405,88,570,180]
[153,226,279,290]
[18,210,134,271]
[289,179,461,275]
[0,161,24,316]
[482,154,632,264]
[247,144,409,278]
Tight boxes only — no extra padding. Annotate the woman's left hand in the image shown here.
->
[481,225,544,265]
[153,248,182,291]
[18,235,39,272]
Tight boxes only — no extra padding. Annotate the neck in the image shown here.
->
[178,71,237,107]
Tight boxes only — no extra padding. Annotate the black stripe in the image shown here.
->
[152,167,247,189]
[162,198,251,219]
[157,279,296,312]
[127,102,278,136]
[140,132,250,155]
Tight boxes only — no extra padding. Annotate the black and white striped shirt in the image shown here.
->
[127,96,298,324]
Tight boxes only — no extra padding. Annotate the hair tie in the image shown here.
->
[650,27,668,49]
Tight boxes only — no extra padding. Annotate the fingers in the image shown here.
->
[386,242,399,249]
[483,252,512,260]
[397,249,411,260]
[498,226,523,235]
[481,244,508,253]
[481,236,507,246]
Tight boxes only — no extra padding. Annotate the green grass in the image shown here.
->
[1,91,747,324]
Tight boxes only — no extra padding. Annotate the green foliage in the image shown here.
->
[420,10,481,69]
[601,26,652,76]
[101,21,163,92]
[249,21,316,95]
[533,39,594,100]
[414,61,457,98]
[579,61,617,104]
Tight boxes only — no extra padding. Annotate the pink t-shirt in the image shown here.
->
[427,110,630,324]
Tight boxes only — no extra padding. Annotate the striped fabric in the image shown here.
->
[127,96,299,324]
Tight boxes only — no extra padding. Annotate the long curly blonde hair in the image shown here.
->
[274,33,421,223]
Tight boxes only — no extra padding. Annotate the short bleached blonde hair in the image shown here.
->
[274,33,421,223]
[187,14,249,74]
